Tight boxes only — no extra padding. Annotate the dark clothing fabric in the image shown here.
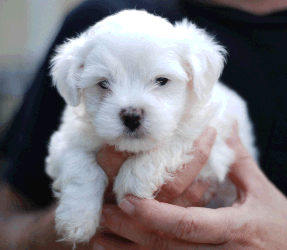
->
[1,0,286,208]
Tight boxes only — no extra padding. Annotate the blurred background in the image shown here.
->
[0,0,84,141]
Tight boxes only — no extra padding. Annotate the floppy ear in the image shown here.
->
[175,19,227,100]
[50,34,89,106]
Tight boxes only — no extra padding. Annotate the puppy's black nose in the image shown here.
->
[120,107,144,132]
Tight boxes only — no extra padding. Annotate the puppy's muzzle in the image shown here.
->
[120,107,144,132]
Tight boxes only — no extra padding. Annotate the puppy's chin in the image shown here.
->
[112,135,159,152]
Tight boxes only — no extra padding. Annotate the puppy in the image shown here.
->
[46,9,257,244]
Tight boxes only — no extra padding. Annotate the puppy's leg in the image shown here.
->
[113,146,192,203]
[204,137,235,181]
[52,149,108,244]
[199,138,236,207]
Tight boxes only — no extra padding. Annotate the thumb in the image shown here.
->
[119,196,232,244]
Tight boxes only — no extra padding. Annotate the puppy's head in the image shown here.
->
[51,10,226,152]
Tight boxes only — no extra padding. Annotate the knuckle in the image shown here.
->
[184,187,202,205]
[158,169,192,201]
[172,211,196,241]
[229,215,263,246]
[193,134,213,149]
[237,147,252,161]
[143,204,163,230]
[143,208,154,229]
[112,217,126,235]
[170,182,185,197]
[194,146,209,166]
[161,181,185,201]
[149,231,168,250]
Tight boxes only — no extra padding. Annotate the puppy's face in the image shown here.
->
[82,38,190,151]
[51,10,225,152]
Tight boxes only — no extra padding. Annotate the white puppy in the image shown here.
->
[46,9,257,244]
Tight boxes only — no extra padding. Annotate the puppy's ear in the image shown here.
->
[175,20,227,100]
[50,34,89,106]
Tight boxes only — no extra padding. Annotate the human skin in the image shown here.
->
[2,124,286,249]
[94,123,287,250]
[2,123,286,250]
[97,126,217,208]
[2,0,287,248]
[0,126,215,249]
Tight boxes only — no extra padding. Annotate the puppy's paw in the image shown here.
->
[55,201,101,244]
[205,140,235,181]
[114,173,156,204]
[113,159,159,203]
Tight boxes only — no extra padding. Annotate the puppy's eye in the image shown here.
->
[155,77,169,86]
[98,80,109,89]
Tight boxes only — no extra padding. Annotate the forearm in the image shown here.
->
[0,182,68,249]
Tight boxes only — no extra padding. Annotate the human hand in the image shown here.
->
[97,126,218,206]
[0,184,97,250]
[93,126,220,249]
[0,184,64,249]
[0,126,215,250]
[95,122,287,249]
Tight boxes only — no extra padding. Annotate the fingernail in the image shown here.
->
[93,243,106,250]
[119,199,135,215]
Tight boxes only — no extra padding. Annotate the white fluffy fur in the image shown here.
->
[46,9,257,244]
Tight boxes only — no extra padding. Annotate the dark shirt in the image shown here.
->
[1,0,286,208]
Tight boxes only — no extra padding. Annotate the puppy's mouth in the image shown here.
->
[124,128,146,139]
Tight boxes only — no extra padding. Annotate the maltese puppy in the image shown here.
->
[45,9,257,244]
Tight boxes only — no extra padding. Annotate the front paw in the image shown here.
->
[55,201,101,244]
[113,163,160,203]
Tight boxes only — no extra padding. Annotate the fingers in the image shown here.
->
[98,127,217,206]
[226,122,269,195]
[101,205,212,250]
[156,127,217,203]
[171,178,212,207]
[94,233,144,250]
[119,196,232,244]
[94,233,148,250]
[101,205,162,247]
[96,145,130,182]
